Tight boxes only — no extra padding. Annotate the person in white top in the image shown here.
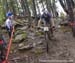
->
[5,12,14,38]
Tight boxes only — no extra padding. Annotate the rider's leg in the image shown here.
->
[42,19,46,26]
[38,19,41,27]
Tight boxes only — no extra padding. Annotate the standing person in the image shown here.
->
[0,26,7,62]
[0,26,7,48]
[5,12,14,38]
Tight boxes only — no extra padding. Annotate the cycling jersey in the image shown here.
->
[41,12,51,23]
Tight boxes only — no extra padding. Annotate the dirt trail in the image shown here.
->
[7,29,75,63]
[2,19,75,63]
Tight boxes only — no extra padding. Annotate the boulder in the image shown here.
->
[12,21,23,29]
[19,43,24,47]
[17,26,28,31]
[31,47,44,54]
[18,44,33,50]
[33,41,43,47]
[1,24,5,29]
[14,32,27,43]
[15,34,24,43]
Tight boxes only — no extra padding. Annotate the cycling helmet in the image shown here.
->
[6,11,13,17]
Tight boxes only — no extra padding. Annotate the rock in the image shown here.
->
[15,34,23,41]
[31,47,44,54]
[57,25,61,29]
[32,43,36,47]
[18,40,43,50]
[15,29,27,35]
[17,26,28,30]
[18,44,33,50]
[19,43,24,47]
[1,24,5,29]
[37,41,43,45]
[15,30,22,36]
[13,21,23,29]
[27,33,35,39]
[14,33,26,43]
[13,21,18,25]
[27,35,35,40]
[15,23,23,29]
[14,31,27,41]
[33,41,43,47]
[11,55,28,60]
[16,19,28,26]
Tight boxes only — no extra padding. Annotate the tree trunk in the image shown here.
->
[21,0,27,16]
[66,0,74,22]
[15,0,19,15]
[71,0,75,8]
[59,0,68,14]
[35,0,40,15]
[41,0,45,10]
[59,0,75,37]
[24,0,31,28]
[45,0,51,12]
[32,0,37,26]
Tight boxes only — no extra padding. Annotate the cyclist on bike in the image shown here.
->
[38,10,54,27]
[38,10,55,39]
[41,10,52,26]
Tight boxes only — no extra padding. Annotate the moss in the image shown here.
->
[10,45,15,52]
[13,31,27,43]
[22,32,27,39]
[60,26,72,32]
[34,48,43,55]
[12,38,15,43]
[36,31,44,36]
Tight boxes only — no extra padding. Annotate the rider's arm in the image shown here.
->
[51,17,55,28]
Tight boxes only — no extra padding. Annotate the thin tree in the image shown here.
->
[32,0,37,26]
[59,0,75,37]
[24,0,31,28]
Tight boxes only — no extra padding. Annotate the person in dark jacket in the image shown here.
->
[0,26,7,62]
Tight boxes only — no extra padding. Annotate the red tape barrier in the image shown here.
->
[2,27,14,63]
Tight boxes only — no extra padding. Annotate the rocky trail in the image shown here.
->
[2,19,75,63]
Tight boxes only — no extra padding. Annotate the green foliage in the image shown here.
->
[28,0,32,5]
[36,31,44,36]
[0,1,5,25]
[22,32,27,39]
[33,47,43,55]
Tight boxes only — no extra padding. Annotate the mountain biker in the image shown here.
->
[41,10,52,26]
[38,10,53,27]
[38,10,55,38]
[5,11,14,38]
